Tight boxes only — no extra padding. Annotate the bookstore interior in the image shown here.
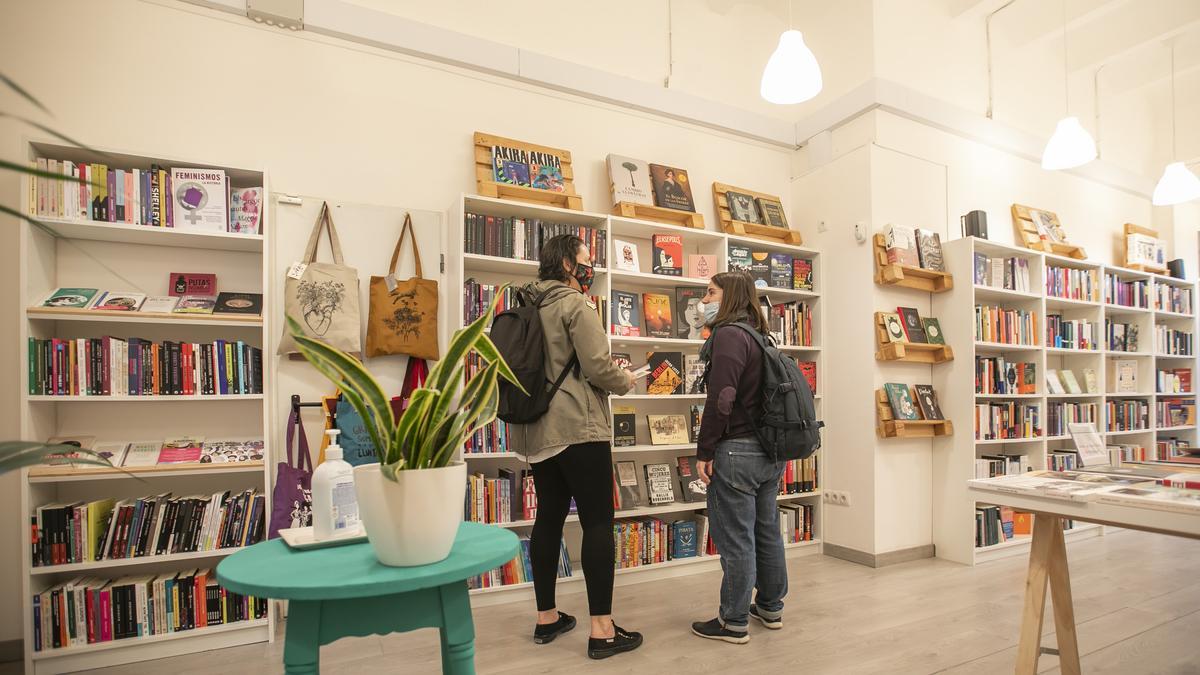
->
[2,1,1200,674]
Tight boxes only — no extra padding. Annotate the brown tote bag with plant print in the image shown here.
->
[278,202,362,357]
[365,213,439,359]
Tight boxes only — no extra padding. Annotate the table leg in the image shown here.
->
[1015,514,1056,675]
[437,582,476,675]
[1047,520,1081,675]
[283,599,322,675]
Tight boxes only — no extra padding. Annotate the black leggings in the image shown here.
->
[529,441,614,616]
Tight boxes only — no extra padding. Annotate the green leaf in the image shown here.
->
[474,333,525,392]
[395,389,437,470]
[0,204,67,239]
[0,158,101,185]
[0,442,114,474]
[0,73,51,116]
[425,363,463,439]
[428,316,487,393]
[0,113,105,155]
[289,343,387,457]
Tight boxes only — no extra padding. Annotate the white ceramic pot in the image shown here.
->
[353,461,467,567]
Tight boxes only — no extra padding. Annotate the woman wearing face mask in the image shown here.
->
[515,234,642,660]
[689,271,788,645]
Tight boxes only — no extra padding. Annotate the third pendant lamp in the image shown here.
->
[1042,0,1096,170]
[1152,44,1200,206]
[760,1,822,105]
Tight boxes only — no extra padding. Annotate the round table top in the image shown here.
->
[216,522,519,601]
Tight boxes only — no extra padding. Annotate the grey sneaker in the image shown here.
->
[691,618,750,644]
[749,605,782,630]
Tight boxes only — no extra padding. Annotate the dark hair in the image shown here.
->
[710,271,768,334]
[538,234,585,282]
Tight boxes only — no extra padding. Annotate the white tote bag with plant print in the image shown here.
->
[278,201,362,357]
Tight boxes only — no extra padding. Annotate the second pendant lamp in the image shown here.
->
[1042,0,1096,171]
[760,1,822,105]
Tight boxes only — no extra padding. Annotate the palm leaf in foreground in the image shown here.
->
[0,442,114,474]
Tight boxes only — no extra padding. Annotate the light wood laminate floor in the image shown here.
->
[11,529,1200,675]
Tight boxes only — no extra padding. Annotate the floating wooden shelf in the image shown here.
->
[876,389,953,438]
[872,234,953,292]
[873,312,954,363]
[473,131,583,211]
[1011,203,1087,259]
[1122,223,1168,274]
[612,201,704,229]
[711,182,802,245]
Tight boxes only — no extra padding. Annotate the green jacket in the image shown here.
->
[515,279,630,462]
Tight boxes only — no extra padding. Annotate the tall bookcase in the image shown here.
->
[932,237,1197,565]
[16,141,274,674]
[446,194,824,602]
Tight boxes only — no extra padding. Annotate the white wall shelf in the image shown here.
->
[26,307,263,327]
[30,547,245,576]
[31,216,264,253]
[26,394,264,402]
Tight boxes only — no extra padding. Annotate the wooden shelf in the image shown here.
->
[874,312,954,363]
[612,201,704,229]
[872,234,953,293]
[26,306,262,327]
[473,131,583,210]
[711,182,802,245]
[28,461,265,483]
[876,389,953,438]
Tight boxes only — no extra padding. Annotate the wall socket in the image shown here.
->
[824,490,852,507]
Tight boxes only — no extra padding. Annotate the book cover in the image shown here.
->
[613,239,640,272]
[688,404,704,442]
[749,252,770,288]
[529,160,564,192]
[1083,368,1099,393]
[1061,370,1082,394]
[614,461,642,508]
[168,273,217,297]
[922,318,945,344]
[756,197,788,228]
[491,145,529,184]
[214,292,263,316]
[973,253,989,285]
[674,287,706,340]
[684,354,706,394]
[613,406,637,447]
[647,415,689,445]
[884,225,920,266]
[728,244,752,273]
[1115,359,1138,393]
[671,520,698,558]
[915,229,945,271]
[1020,362,1038,395]
[641,293,673,338]
[199,440,264,463]
[649,164,695,212]
[93,292,146,312]
[607,154,653,205]
[768,253,793,289]
[798,361,817,392]
[121,442,161,467]
[612,353,633,370]
[1044,369,1064,394]
[170,168,227,231]
[173,295,216,315]
[913,384,943,420]
[229,187,262,234]
[643,462,677,504]
[91,442,129,466]
[882,312,907,342]
[651,234,683,276]
[499,160,531,187]
[676,456,707,503]
[157,437,204,464]
[792,259,814,291]
[686,254,716,280]
[897,307,927,342]
[725,191,762,223]
[140,296,179,314]
[611,291,641,336]
[42,288,98,308]
[884,383,919,420]
[646,352,683,395]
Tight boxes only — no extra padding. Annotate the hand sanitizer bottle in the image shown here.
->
[311,429,359,541]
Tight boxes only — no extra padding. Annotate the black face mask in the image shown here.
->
[572,262,595,294]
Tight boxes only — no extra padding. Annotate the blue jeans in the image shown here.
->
[707,437,788,631]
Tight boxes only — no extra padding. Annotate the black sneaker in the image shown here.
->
[749,605,783,630]
[691,618,749,644]
[533,612,576,644]
[587,623,643,659]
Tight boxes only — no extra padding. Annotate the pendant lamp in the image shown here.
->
[1042,0,1096,170]
[1152,45,1200,205]
[760,2,822,105]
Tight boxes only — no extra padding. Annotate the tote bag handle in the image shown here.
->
[285,407,314,472]
[302,201,346,265]
[387,212,423,279]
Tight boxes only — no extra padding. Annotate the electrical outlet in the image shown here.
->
[817,220,828,233]
[841,491,852,507]
[824,490,852,506]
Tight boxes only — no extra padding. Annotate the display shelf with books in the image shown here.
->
[872,232,953,293]
[17,140,273,674]
[876,388,953,438]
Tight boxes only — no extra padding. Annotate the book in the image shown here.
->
[1083,368,1098,393]
[882,312,907,342]
[674,287,706,340]
[214,292,263,316]
[614,461,642,508]
[651,234,683,276]
[42,288,98,308]
[646,352,684,395]
[613,239,640,272]
[612,352,633,370]
[756,197,788,228]
[170,168,228,231]
[687,254,716,280]
[684,354,706,395]
[884,383,919,420]
[672,520,699,558]
[1091,484,1200,514]
[611,291,641,336]
[728,244,752,273]
[641,293,673,338]
[139,296,179,313]
[157,437,203,464]
[499,161,530,187]
[883,225,919,266]
[643,462,677,504]
[798,361,817,392]
[897,307,927,342]
[647,415,689,445]
[173,295,216,314]
[168,273,217,297]
[688,404,704,442]
[228,187,262,234]
[92,292,145,312]
[1061,370,1082,394]
[530,159,564,192]
[1114,359,1138,393]
[200,440,264,463]
[90,442,129,466]
[922,318,945,344]
[121,442,161,467]
[1045,369,1065,394]
[749,252,770,288]
[913,384,943,420]
[792,259,814,291]
[613,406,637,447]
[492,144,529,185]
[649,164,695,212]
[607,155,653,205]
[768,253,793,289]
[915,229,945,271]
[676,456,707,502]
[725,190,762,223]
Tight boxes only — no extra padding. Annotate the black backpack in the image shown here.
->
[493,286,579,424]
[724,322,824,461]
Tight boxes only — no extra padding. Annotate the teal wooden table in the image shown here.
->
[217,522,519,675]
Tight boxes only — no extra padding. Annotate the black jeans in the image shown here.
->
[529,441,614,616]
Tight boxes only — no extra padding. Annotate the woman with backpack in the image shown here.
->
[514,234,643,660]
[690,270,789,644]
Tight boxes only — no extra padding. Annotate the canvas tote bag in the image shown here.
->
[365,213,440,359]
[269,407,314,538]
[278,202,362,356]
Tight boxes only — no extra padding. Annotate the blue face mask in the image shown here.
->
[701,301,719,325]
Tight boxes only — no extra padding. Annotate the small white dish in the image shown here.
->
[279,524,367,550]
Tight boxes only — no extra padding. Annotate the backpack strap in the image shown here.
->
[525,285,582,386]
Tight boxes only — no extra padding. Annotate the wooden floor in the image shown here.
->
[10,529,1200,675]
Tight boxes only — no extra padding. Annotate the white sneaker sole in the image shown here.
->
[691,627,750,644]
[750,612,783,630]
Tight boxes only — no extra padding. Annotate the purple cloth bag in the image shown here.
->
[269,408,314,538]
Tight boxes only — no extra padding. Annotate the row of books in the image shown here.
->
[976,505,1073,548]
[1105,277,1149,309]
[780,503,816,544]
[46,436,263,468]
[610,288,706,340]
[463,279,603,326]
[882,383,945,421]
[973,254,1031,292]
[974,454,1032,478]
[1157,368,1192,394]
[467,538,572,590]
[1105,399,1149,432]
[1154,326,1194,356]
[614,518,699,569]
[1047,451,1080,471]
[975,357,1036,395]
[1045,368,1097,395]
[32,490,265,568]
[28,337,263,397]
[1047,402,1099,437]
[728,244,816,291]
[1156,438,1197,461]
[763,299,816,347]
[31,570,267,651]
[1106,321,1141,352]
[974,402,1041,440]
[1045,265,1099,302]
[1156,399,1196,428]
[883,225,945,271]
[612,238,715,278]
[465,469,521,524]
[975,305,1038,346]
[463,213,609,268]
[40,288,262,317]
[28,159,261,234]
[1046,315,1098,350]
[1155,285,1193,315]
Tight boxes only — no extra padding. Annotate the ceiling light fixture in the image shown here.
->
[1152,43,1200,206]
[1042,0,1096,170]
[760,1,822,105]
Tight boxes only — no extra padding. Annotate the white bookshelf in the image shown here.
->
[17,140,274,674]
[447,193,824,598]
[931,238,1197,565]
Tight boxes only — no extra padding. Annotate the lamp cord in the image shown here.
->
[1062,0,1069,115]
[1170,44,1177,161]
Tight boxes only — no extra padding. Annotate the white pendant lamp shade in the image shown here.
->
[1041,116,1097,170]
[760,30,823,104]
[1152,162,1200,206]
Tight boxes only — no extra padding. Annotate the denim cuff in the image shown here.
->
[755,606,783,620]
[719,617,748,633]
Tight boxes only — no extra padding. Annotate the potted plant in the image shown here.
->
[286,292,523,566]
